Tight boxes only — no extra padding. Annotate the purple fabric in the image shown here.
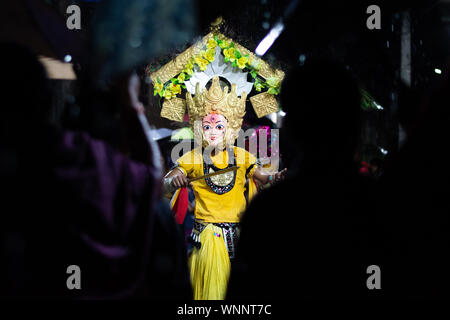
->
[52,131,159,239]
[2,127,193,299]
[13,129,162,298]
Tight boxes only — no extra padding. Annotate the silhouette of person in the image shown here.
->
[227,60,384,299]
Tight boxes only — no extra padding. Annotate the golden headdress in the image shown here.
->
[148,20,285,146]
[186,77,246,147]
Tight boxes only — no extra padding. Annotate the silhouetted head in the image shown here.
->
[0,42,51,143]
[282,59,361,171]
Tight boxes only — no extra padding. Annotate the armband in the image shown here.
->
[163,176,176,194]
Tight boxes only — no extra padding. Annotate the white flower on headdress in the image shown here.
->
[184,46,253,97]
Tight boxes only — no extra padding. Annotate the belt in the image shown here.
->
[190,220,240,259]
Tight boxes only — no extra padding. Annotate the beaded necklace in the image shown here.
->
[202,147,237,195]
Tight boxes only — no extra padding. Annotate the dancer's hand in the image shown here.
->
[171,173,191,189]
[272,168,287,183]
[253,167,288,186]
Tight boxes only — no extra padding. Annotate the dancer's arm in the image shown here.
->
[163,167,191,193]
[252,167,288,185]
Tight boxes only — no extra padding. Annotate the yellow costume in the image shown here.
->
[175,76,258,300]
[177,147,256,223]
[152,27,284,300]
[176,146,256,300]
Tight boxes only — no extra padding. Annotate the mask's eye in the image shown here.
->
[216,124,224,130]
[203,125,211,130]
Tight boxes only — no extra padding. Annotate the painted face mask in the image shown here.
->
[202,113,227,148]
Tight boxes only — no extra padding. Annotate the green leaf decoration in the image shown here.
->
[268,88,277,95]
[152,37,282,100]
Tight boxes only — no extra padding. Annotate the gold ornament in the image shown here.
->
[250,92,279,118]
[209,167,234,186]
[210,16,224,34]
[186,76,247,147]
[149,30,285,125]
[149,32,285,96]
[160,97,186,122]
[150,45,202,85]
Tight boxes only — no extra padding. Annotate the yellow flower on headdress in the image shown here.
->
[219,40,230,49]
[177,72,186,83]
[164,89,174,100]
[153,82,164,94]
[207,38,217,50]
[223,48,236,62]
[204,48,216,63]
[237,56,248,69]
[194,55,209,71]
[255,82,264,92]
[170,83,182,95]
[184,61,194,76]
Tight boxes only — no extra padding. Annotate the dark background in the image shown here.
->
[1,0,449,161]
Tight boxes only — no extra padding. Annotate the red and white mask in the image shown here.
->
[202,113,227,148]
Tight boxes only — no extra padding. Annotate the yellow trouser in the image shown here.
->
[188,224,231,300]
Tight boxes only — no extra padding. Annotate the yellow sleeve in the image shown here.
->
[239,148,258,201]
[235,147,257,178]
[175,149,196,178]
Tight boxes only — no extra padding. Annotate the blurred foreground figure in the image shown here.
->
[379,68,450,298]
[227,60,384,299]
[1,0,197,299]
[0,43,190,299]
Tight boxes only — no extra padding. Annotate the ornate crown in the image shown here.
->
[186,76,246,146]
[149,30,285,128]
